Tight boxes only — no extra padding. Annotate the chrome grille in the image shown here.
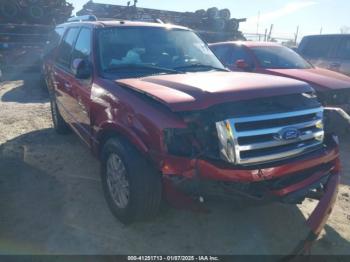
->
[217,107,324,165]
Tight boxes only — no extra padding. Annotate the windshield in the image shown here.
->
[97,27,224,77]
[251,46,312,69]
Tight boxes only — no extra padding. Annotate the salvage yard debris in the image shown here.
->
[77,1,247,42]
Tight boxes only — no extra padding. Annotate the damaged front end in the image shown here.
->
[163,92,325,166]
[317,88,350,114]
[317,89,350,137]
[161,92,341,255]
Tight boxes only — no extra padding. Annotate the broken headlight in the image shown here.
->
[216,119,236,164]
[164,128,195,157]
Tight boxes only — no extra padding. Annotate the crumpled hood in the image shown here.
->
[116,72,314,112]
[265,68,350,92]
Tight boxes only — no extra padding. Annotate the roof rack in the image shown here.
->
[67,15,98,23]
[154,19,164,24]
[66,15,166,25]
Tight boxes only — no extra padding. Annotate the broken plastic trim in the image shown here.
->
[324,107,350,136]
[163,128,197,157]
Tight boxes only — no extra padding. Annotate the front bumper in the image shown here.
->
[159,136,341,255]
[288,171,340,256]
[159,135,339,183]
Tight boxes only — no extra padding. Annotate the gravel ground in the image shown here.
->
[0,73,349,255]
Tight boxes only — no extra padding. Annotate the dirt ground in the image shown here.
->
[0,73,349,255]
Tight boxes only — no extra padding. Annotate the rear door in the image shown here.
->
[52,26,80,126]
[43,26,65,90]
[68,27,94,145]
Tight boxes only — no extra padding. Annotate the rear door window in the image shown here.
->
[44,27,65,55]
[56,27,80,69]
[51,27,65,47]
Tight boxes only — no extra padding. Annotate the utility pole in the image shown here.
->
[267,24,273,41]
[257,11,260,41]
[294,25,299,45]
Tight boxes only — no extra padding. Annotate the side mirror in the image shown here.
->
[235,59,251,71]
[72,58,92,79]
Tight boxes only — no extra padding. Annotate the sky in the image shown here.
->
[68,0,349,41]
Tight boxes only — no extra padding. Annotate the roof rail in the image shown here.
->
[154,19,164,24]
[67,15,98,23]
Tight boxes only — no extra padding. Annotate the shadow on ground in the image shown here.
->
[1,128,349,255]
[1,73,48,104]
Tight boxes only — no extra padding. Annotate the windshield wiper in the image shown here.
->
[174,64,229,72]
[105,64,182,74]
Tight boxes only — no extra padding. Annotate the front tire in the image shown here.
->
[101,138,162,224]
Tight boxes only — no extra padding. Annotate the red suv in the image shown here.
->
[43,17,341,252]
[210,41,350,114]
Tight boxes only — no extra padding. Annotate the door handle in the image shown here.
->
[329,63,340,68]
[64,82,72,90]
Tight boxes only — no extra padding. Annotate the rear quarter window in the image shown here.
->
[299,36,336,58]
[334,36,350,59]
[56,27,80,68]
[44,27,65,56]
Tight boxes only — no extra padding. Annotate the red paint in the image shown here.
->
[43,21,341,246]
[210,41,350,108]
[271,170,332,196]
[117,72,312,112]
[264,68,350,92]
[159,143,339,183]
[306,173,340,235]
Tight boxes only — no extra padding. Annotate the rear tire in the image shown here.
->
[101,138,162,224]
[50,95,70,134]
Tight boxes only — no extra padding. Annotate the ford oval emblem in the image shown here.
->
[276,128,300,141]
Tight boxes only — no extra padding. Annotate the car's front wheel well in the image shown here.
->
[97,129,121,159]
[97,128,149,161]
